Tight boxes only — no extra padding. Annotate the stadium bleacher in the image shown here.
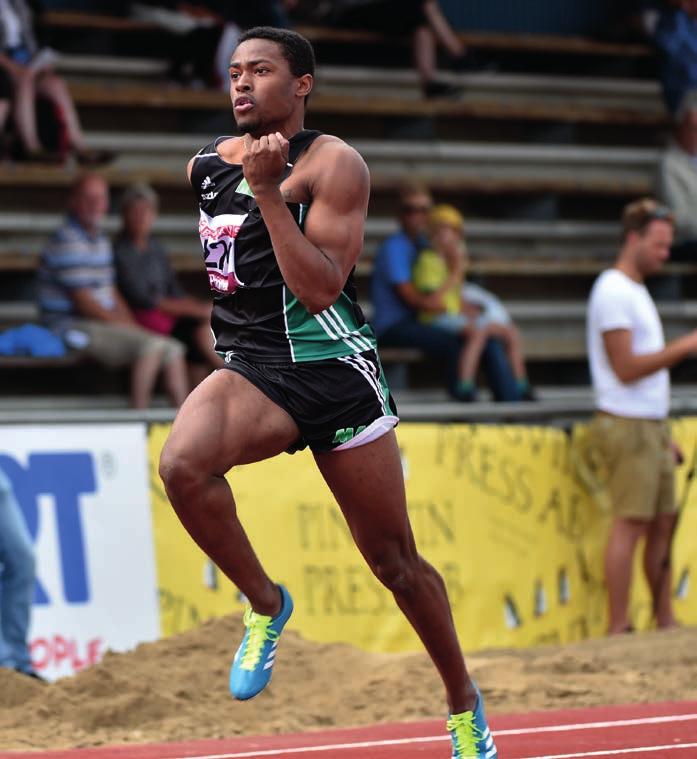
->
[1,8,695,407]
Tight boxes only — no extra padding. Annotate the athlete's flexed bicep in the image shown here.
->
[252,137,370,314]
[301,142,370,283]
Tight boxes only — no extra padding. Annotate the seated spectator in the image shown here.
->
[323,0,483,98]
[38,173,190,409]
[114,183,224,388]
[130,1,223,87]
[413,204,533,401]
[371,181,521,401]
[202,1,298,88]
[0,0,113,164]
[657,89,697,258]
[651,88,697,299]
[653,0,697,114]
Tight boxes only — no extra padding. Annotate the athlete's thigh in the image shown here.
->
[164,368,300,475]
[313,430,413,550]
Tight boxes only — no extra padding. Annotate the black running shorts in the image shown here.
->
[222,349,399,453]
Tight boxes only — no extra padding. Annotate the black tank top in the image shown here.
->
[190,129,376,364]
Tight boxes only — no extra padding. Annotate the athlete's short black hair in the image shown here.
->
[238,26,316,79]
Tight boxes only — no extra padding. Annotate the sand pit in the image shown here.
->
[1,616,696,751]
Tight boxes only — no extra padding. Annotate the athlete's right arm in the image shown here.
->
[245,135,370,314]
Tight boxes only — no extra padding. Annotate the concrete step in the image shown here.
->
[5,299,697,362]
[315,66,664,114]
[74,131,658,194]
[3,386,697,424]
[0,213,622,273]
[55,54,665,120]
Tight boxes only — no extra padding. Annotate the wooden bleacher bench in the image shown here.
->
[0,301,85,371]
[41,10,157,33]
[41,11,653,59]
[64,80,669,129]
[0,134,659,197]
[0,352,84,369]
[0,299,694,394]
[7,215,697,280]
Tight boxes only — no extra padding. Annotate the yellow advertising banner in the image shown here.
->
[148,419,697,653]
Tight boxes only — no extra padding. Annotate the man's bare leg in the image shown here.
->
[413,25,438,85]
[159,369,300,615]
[423,0,466,58]
[130,348,164,409]
[12,69,43,154]
[644,512,679,628]
[162,353,190,407]
[36,73,90,153]
[604,517,647,634]
[314,430,475,714]
[458,327,489,383]
[487,323,527,380]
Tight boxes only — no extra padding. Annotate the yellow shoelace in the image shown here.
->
[447,711,484,756]
[240,607,280,671]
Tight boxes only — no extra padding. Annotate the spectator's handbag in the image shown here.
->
[132,308,176,335]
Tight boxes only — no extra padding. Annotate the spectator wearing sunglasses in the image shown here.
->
[370,181,520,401]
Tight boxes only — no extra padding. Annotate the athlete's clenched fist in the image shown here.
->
[242,132,290,196]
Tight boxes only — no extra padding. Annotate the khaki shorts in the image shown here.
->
[589,412,676,520]
[68,319,185,369]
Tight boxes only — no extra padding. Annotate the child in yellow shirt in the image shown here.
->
[412,204,532,401]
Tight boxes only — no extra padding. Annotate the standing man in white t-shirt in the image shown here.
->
[587,197,697,635]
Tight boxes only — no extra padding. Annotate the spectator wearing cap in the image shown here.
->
[412,204,533,401]
[370,181,520,401]
[114,183,224,388]
[586,197,697,635]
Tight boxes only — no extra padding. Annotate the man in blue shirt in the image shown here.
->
[371,182,519,401]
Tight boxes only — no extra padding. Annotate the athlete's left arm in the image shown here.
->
[252,138,370,314]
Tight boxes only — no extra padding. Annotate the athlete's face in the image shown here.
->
[631,220,674,277]
[229,39,312,135]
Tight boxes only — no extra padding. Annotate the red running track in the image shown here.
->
[3,700,697,759]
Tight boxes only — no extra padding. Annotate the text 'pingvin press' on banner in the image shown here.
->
[149,420,697,654]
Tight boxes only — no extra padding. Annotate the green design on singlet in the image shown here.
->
[283,287,377,362]
[236,177,254,197]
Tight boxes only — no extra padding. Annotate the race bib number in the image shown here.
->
[198,211,248,294]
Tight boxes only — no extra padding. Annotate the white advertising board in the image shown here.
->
[0,423,159,680]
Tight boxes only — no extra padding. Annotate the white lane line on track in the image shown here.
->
[522,743,697,758]
[497,712,697,737]
[171,713,697,759]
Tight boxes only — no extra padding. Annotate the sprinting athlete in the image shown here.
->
[158,26,497,759]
